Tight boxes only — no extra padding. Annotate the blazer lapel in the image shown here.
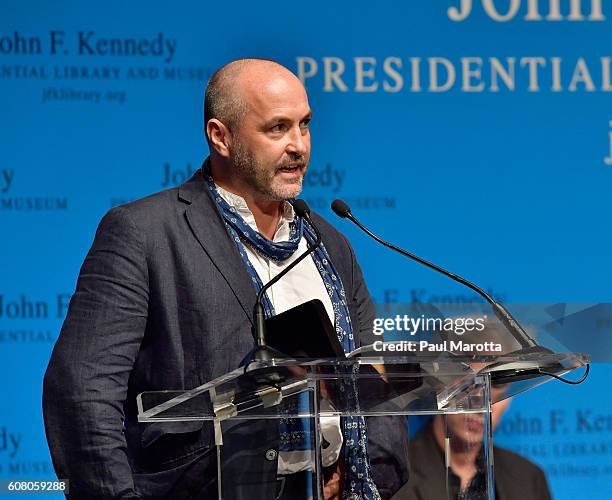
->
[178,166,257,326]
[491,449,508,500]
[412,466,448,500]
[411,429,451,500]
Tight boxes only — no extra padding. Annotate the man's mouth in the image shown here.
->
[465,417,485,433]
[278,164,303,174]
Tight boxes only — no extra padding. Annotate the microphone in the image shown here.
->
[332,200,593,388]
[331,199,542,353]
[250,199,322,362]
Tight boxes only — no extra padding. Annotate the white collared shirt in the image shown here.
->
[216,186,335,324]
[216,185,342,473]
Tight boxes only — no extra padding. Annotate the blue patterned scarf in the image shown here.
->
[203,165,380,499]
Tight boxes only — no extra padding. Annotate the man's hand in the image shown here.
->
[323,460,343,500]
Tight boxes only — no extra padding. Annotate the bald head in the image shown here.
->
[204,58,303,140]
[205,58,312,203]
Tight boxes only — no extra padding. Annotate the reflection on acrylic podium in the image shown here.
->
[138,351,588,499]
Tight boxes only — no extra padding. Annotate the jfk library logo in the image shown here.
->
[0,168,68,211]
[293,0,612,167]
[0,425,53,476]
[110,161,397,212]
[0,427,22,460]
[294,1,610,96]
[0,293,70,344]
[0,30,209,105]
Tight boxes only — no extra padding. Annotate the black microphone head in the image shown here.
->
[331,199,351,219]
[292,199,311,218]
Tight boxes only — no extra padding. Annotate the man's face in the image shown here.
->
[446,386,510,446]
[228,71,312,201]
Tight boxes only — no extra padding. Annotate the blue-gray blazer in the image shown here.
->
[43,167,408,499]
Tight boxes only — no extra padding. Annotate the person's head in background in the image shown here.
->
[433,314,518,452]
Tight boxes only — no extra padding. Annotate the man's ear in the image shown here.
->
[206,119,232,158]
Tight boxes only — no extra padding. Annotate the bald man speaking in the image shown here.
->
[43,59,408,500]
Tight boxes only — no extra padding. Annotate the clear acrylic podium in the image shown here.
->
[137,351,587,499]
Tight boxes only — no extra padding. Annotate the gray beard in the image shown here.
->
[230,143,303,201]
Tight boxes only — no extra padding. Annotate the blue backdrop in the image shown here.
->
[1,1,611,498]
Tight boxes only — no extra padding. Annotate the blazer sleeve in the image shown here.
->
[535,466,553,500]
[43,207,149,499]
[343,234,377,347]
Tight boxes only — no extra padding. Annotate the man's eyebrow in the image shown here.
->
[265,111,313,123]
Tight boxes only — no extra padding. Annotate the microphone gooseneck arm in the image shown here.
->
[251,200,322,361]
[330,199,539,351]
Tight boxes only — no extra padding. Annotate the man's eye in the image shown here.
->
[300,120,310,129]
[270,124,286,132]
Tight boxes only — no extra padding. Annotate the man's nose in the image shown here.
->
[286,126,309,156]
